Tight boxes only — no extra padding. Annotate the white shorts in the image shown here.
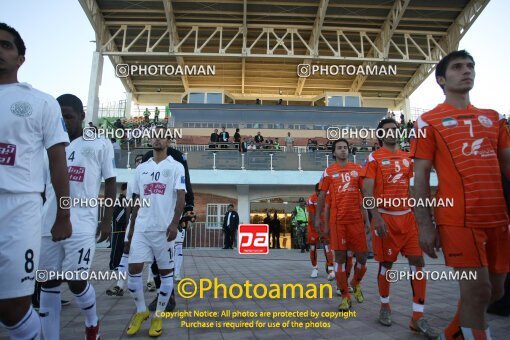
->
[0,193,42,299]
[129,231,175,270]
[175,228,185,244]
[39,233,96,274]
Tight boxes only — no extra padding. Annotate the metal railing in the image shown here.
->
[115,149,369,170]
[184,222,225,248]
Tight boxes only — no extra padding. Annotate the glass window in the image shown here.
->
[189,92,205,103]
[206,93,222,104]
[345,96,360,107]
[206,204,230,229]
[328,96,343,106]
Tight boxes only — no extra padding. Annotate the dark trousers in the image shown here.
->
[272,231,280,249]
[223,227,234,248]
[109,224,126,270]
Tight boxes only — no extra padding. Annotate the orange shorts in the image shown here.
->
[439,225,510,274]
[330,220,367,252]
[307,224,328,244]
[372,211,422,262]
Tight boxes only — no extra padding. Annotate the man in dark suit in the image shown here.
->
[222,204,239,249]
[210,128,219,148]
[240,138,248,153]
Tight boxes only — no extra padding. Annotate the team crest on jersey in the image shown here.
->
[381,159,390,166]
[442,117,458,128]
[402,159,410,167]
[478,115,493,128]
[162,169,172,178]
[10,101,32,117]
[80,147,94,157]
[332,173,339,178]
[350,170,358,177]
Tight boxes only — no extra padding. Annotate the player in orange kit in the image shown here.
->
[411,50,510,340]
[306,184,334,280]
[362,118,438,338]
[315,138,370,311]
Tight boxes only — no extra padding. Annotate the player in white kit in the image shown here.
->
[0,23,72,340]
[126,126,186,337]
[38,94,116,340]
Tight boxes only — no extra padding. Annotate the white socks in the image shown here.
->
[128,273,146,312]
[40,286,61,340]
[117,253,129,289]
[74,283,98,327]
[174,242,183,277]
[2,306,41,340]
[156,273,174,314]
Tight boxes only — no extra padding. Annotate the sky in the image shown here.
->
[2,0,509,116]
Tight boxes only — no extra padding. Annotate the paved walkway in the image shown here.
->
[1,248,508,339]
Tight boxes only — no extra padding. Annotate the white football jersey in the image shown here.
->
[131,156,186,232]
[0,83,69,193]
[42,137,117,235]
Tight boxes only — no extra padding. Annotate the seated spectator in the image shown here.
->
[307,139,313,151]
[247,142,256,150]
[372,142,379,151]
[326,140,333,150]
[274,138,281,150]
[254,131,264,144]
[170,138,177,149]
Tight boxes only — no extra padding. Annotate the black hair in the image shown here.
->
[376,118,399,146]
[331,138,350,157]
[121,183,127,191]
[56,94,84,114]
[315,183,320,192]
[0,23,26,56]
[228,204,234,208]
[435,50,475,91]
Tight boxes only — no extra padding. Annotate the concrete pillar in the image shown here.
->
[125,92,133,118]
[236,185,250,224]
[86,51,104,125]
[403,96,411,122]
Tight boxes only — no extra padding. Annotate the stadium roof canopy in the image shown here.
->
[80,0,489,110]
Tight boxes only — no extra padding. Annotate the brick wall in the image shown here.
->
[193,192,237,223]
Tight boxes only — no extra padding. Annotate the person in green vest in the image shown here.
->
[274,138,281,150]
[143,108,150,124]
[154,107,160,123]
[291,197,309,253]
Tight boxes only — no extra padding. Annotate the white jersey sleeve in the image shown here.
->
[100,139,117,180]
[173,162,186,192]
[43,98,70,149]
[131,166,141,196]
